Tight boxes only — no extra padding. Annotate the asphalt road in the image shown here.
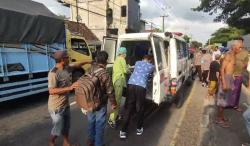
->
[0,82,193,146]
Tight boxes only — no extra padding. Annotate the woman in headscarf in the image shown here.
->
[108,47,130,128]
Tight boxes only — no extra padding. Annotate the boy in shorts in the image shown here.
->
[207,54,220,104]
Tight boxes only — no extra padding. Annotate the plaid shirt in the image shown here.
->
[90,63,117,106]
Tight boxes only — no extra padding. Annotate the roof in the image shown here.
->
[0,0,65,44]
[66,21,101,45]
[118,32,185,42]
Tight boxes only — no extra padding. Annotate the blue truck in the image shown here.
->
[0,1,67,102]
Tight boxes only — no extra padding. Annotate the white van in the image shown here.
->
[103,32,192,106]
[103,33,170,105]
[156,32,192,106]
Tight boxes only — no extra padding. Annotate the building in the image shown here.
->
[60,0,140,42]
[65,20,102,51]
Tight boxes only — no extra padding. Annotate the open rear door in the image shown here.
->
[103,36,117,66]
[150,34,169,105]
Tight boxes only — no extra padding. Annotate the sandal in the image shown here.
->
[234,107,243,112]
[215,120,230,128]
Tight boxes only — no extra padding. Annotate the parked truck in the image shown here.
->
[0,1,92,102]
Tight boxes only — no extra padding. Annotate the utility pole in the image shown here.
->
[160,15,168,32]
[75,0,79,32]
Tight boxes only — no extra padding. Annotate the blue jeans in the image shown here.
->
[87,106,107,146]
[243,107,250,136]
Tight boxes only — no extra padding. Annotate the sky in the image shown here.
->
[34,0,226,44]
[140,0,227,44]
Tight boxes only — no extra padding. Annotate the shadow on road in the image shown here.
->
[0,92,49,117]
[0,80,195,146]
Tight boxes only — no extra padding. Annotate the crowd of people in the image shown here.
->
[193,38,250,146]
[47,47,155,146]
[46,37,250,146]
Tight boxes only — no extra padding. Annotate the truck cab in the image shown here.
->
[66,30,92,71]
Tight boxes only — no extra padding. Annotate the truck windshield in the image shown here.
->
[71,38,90,56]
[120,40,152,66]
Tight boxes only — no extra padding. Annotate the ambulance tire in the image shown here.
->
[185,77,192,86]
[175,87,184,108]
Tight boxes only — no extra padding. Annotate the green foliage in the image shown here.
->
[183,35,191,43]
[57,14,67,20]
[190,41,203,48]
[193,0,250,32]
[208,27,245,45]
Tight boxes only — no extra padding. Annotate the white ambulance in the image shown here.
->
[103,32,192,106]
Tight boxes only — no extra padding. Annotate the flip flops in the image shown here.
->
[215,120,230,128]
[233,107,243,112]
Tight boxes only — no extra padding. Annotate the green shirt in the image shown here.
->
[112,56,128,84]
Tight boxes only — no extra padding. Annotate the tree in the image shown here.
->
[208,27,245,45]
[190,41,203,48]
[57,14,68,20]
[183,35,191,43]
[193,0,250,32]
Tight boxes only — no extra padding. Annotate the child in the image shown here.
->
[207,54,220,105]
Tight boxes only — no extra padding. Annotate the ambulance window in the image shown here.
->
[164,41,169,64]
[176,40,183,59]
[71,39,90,56]
[182,42,188,57]
[153,37,163,70]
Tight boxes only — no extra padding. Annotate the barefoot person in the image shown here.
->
[216,46,235,128]
[227,39,249,112]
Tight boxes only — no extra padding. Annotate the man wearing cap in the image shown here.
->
[48,50,91,146]
[108,47,130,128]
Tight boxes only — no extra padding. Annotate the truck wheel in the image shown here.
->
[72,68,85,82]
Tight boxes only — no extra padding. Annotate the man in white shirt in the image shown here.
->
[212,46,221,61]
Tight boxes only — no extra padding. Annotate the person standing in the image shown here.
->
[243,106,250,146]
[212,46,221,61]
[48,50,90,146]
[85,51,117,146]
[193,48,202,81]
[207,54,221,104]
[108,47,129,128]
[120,55,155,139]
[228,39,249,112]
[216,48,235,128]
[201,48,212,87]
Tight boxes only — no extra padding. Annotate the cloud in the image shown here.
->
[140,0,227,44]
[33,0,70,17]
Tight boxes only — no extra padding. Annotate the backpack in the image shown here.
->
[75,67,105,112]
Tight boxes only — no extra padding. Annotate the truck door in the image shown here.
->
[69,38,92,70]
[150,34,169,105]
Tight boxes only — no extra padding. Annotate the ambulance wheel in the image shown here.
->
[175,87,184,108]
[185,77,192,86]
